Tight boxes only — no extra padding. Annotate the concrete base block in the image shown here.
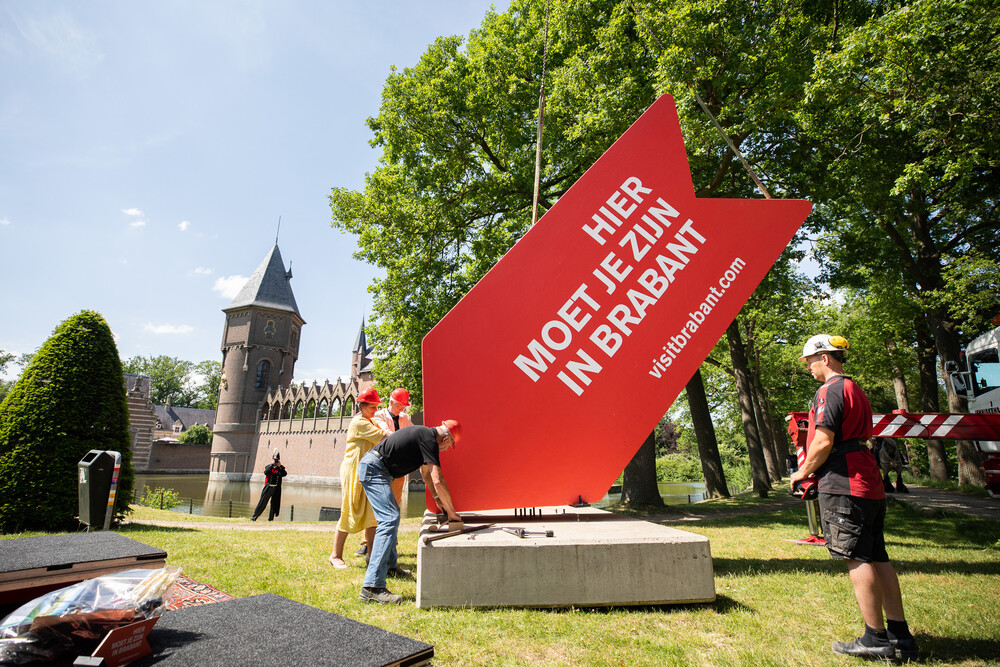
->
[416,506,715,609]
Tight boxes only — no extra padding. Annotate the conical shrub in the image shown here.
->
[0,311,134,532]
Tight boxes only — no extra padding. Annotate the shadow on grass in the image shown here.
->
[714,554,1000,577]
[528,594,748,616]
[119,524,201,534]
[920,634,1000,664]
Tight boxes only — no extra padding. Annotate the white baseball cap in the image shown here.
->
[799,334,849,361]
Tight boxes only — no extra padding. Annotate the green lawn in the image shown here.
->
[6,496,999,666]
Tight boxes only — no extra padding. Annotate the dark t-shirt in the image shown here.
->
[375,425,440,479]
[808,374,884,499]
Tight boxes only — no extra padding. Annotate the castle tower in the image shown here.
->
[209,244,304,481]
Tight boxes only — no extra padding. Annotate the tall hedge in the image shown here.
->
[0,311,134,533]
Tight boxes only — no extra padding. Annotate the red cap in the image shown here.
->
[357,388,380,405]
[442,419,462,445]
[390,388,410,407]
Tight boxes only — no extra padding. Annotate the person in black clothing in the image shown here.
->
[251,449,287,521]
[357,420,463,604]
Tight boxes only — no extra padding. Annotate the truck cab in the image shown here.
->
[949,324,1000,496]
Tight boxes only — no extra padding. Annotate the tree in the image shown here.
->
[328,0,901,498]
[0,311,134,532]
[621,431,664,507]
[121,355,220,409]
[190,360,222,410]
[798,0,1000,484]
[684,369,729,498]
[0,350,13,404]
[123,355,192,406]
[177,423,213,445]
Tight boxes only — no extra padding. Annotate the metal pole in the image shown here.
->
[290,505,294,522]
[229,500,232,518]
[159,490,164,510]
[530,0,552,225]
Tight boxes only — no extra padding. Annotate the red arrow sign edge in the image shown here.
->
[423,94,812,511]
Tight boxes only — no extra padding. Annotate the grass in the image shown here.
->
[910,476,992,498]
[5,494,999,666]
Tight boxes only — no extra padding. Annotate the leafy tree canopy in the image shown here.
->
[122,355,221,410]
[0,311,134,532]
[177,423,213,445]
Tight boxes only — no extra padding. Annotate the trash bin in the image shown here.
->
[78,450,115,528]
[318,506,341,522]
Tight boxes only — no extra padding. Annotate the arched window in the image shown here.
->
[261,402,270,420]
[306,399,316,418]
[255,360,270,389]
[343,397,354,415]
[293,400,304,419]
[331,398,341,417]
[271,402,281,419]
[281,401,292,419]
[317,399,329,417]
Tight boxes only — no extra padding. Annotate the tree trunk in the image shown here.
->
[886,340,911,411]
[928,311,985,487]
[727,321,770,497]
[751,375,783,481]
[764,398,791,477]
[621,430,664,507]
[686,368,729,498]
[915,317,950,480]
[751,383,781,482]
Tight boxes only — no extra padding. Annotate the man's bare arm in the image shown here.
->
[790,426,835,486]
[421,463,460,522]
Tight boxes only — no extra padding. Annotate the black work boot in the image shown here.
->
[890,635,920,662]
[832,626,894,660]
[359,587,403,604]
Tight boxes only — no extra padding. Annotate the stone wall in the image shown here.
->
[250,428,347,486]
[145,441,212,473]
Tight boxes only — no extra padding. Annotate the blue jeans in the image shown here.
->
[358,452,399,589]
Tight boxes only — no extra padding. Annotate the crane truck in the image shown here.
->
[946,321,1000,497]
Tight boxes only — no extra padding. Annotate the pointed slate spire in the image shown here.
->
[353,319,374,375]
[224,244,302,319]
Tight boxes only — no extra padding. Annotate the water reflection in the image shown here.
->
[134,474,708,522]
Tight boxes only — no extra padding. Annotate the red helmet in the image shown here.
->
[442,419,462,445]
[390,388,410,407]
[357,388,380,405]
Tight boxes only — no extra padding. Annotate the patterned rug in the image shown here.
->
[165,575,235,610]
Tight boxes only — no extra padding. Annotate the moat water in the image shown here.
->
[134,474,708,523]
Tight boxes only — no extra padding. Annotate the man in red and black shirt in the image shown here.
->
[790,334,918,662]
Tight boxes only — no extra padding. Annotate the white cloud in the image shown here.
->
[9,9,104,75]
[143,323,194,335]
[193,267,213,275]
[122,208,143,216]
[178,220,190,231]
[213,275,247,299]
[129,219,147,228]
[0,217,10,226]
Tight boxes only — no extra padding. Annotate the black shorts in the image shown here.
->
[818,493,888,563]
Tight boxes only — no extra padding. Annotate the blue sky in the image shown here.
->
[0,1,509,384]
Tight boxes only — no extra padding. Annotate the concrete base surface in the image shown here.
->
[416,506,715,609]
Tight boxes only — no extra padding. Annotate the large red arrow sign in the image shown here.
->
[423,95,812,511]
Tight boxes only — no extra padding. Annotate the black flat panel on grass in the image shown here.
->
[135,594,433,667]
